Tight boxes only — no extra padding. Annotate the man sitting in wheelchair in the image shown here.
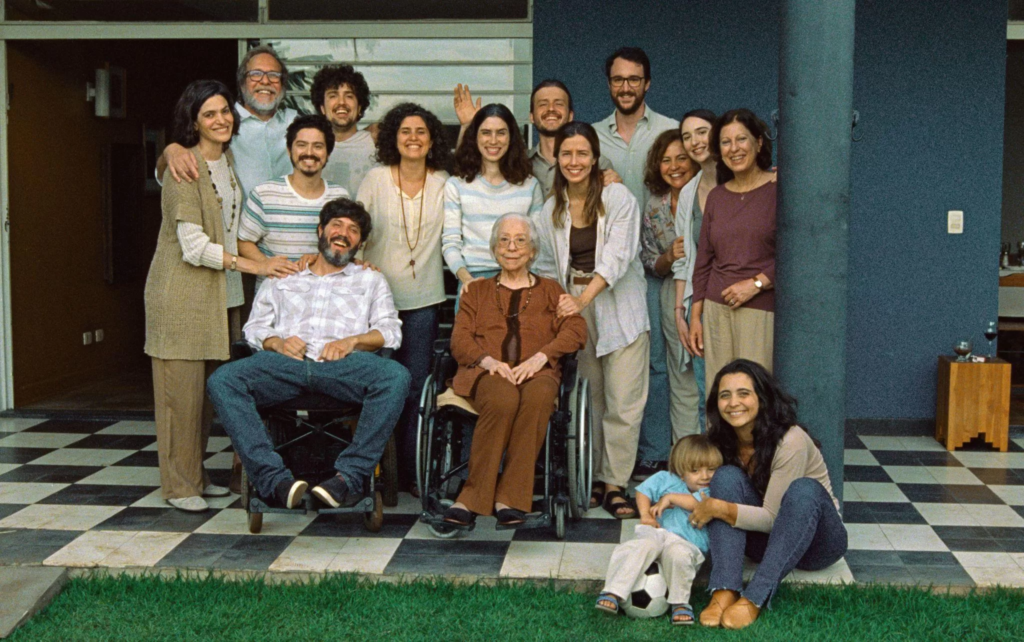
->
[208,198,410,510]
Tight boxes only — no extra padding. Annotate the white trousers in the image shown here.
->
[603,524,705,605]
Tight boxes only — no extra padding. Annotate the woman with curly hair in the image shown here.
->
[688,359,846,629]
[357,103,452,493]
[442,103,544,298]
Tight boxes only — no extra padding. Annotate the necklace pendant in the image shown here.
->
[410,258,416,279]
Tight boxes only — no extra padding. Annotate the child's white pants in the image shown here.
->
[603,524,704,605]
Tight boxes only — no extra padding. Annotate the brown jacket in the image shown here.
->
[143,148,231,361]
[450,275,587,396]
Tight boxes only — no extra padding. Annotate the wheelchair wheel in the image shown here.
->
[240,468,263,534]
[427,522,461,539]
[415,373,434,498]
[554,501,567,540]
[363,490,384,532]
[381,435,399,507]
[567,378,592,521]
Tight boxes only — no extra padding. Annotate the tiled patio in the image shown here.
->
[1,417,1023,588]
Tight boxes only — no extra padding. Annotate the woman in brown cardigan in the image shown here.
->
[145,80,275,513]
[441,213,587,529]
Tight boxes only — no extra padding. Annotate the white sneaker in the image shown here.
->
[167,496,209,512]
[203,484,231,497]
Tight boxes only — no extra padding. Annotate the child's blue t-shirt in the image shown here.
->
[635,470,710,553]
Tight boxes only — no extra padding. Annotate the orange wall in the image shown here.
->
[8,40,236,405]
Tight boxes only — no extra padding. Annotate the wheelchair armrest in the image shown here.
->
[559,352,579,387]
[231,340,255,362]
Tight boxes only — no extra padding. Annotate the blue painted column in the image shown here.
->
[776,0,856,502]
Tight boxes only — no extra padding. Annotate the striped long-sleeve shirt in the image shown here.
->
[441,174,544,275]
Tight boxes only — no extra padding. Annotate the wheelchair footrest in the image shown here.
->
[496,512,551,531]
[248,494,375,515]
[419,511,476,533]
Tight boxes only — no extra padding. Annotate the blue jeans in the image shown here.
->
[707,465,847,608]
[394,305,439,486]
[637,274,672,461]
[688,306,706,433]
[207,351,411,500]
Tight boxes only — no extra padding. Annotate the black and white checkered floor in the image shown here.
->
[2,417,1023,587]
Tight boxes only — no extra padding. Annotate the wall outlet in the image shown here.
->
[82,331,93,346]
[95,329,104,342]
[948,210,964,234]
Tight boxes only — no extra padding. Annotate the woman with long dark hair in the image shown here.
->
[688,359,846,629]
[145,80,274,512]
[688,109,776,391]
[442,103,544,296]
[534,121,649,519]
[357,102,452,494]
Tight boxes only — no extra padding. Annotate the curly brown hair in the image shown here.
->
[453,103,532,185]
[643,128,692,197]
[374,103,452,172]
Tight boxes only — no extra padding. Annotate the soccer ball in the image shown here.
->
[622,562,669,618]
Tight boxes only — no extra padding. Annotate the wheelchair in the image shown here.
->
[228,341,399,535]
[415,339,592,539]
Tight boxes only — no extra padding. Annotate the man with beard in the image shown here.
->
[207,197,409,510]
[159,45,297,197]
[595,47,679,211]
[237,114,350,288]
[311,64,379,196]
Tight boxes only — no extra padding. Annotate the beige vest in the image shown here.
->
[143,148,231,361]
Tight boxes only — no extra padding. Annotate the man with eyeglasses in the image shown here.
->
[595,47,679,212]
[158,45,298,198]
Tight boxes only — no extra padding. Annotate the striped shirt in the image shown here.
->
[244,263,403,360]
[442,174,544,275]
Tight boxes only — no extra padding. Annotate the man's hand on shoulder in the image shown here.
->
[264,336,307,360]
[319,337,358,361]
[161,143,199,183]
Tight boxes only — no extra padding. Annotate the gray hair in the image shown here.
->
[237,45,290,94]
[489,213,539,268]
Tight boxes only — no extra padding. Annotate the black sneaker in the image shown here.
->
[275,478,308,509]
[631,460,666,482]
[311,474,355,508]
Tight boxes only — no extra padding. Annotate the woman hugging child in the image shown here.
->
[596,434,723,625]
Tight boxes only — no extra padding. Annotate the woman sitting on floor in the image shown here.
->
[442,213,587,529]
[689,359,848,629]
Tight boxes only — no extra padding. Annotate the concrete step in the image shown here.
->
[0,567,67,639]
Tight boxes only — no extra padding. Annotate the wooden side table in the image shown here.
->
[936,355,1010,452]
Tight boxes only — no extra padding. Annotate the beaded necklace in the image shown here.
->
[494,273,534,318]
[208,159,238,231]
[397,168,424,279]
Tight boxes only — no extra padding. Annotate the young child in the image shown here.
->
[596,434,723,625]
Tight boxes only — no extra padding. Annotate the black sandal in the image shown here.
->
[495,507,527,527]
[603,490,637,520]
[442,506,476,528]
[590,485,605,510]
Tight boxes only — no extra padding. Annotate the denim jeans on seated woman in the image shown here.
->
[394,305,439,488]
[706,465,847,608]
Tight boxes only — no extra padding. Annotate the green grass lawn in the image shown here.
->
[10,574,1024,642]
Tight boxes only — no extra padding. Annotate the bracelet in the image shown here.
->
[229,255,238,272]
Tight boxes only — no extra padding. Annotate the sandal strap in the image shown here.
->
[595,592,622,613]
[671,603,695,625]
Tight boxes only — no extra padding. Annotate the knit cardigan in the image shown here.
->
[144,147,231,361]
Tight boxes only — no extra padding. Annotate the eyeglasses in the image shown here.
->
[609,76,645,89]
[245,70,283,83]
[498,235,529,248]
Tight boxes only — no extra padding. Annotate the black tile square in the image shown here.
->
[206,468,231,488]
[0,465,103,483]
[897,551,959,567]
[36,484,154,506]
[24,420,114,434]
[898,484,957,503]
[847,563,915,584]
[0,503,23,520]
[0,528,81,564]
[384,538,509,576]
[157,533,281,568]
[514,517,623,543]
[67,434,155,450]
[301,512,416,538]
[840,502,876,524]
[845,433,865,449]
[939,538,1004,552]
[0,447,54,464]
[905,565,975,587]
[968,468,1024,486]
[1008,441,1024,453]
[1015,506,1024,520]
[932,525,991,540]
[844,466,892,483]
[946,485,1004,505]
[873,451,962,467]
[986,527,1024,542]
[869,502,926,525]
[997,540,1024,553]
[843,549,902,567]
[114,451,161,467]
[213,535,294,570]
[93,507,174,531]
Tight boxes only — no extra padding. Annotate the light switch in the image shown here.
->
[948,210,963,234]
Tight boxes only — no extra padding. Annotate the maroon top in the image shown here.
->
[691,181,776,312]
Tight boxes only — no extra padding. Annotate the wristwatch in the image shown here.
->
[753,278,764,290]
[229,255,238,272]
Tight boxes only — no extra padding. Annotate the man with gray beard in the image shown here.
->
[159,45,298,197]
[207,198,409,510]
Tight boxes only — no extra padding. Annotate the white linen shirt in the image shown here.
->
[595,106,679,212]
[534,182,649,358]
[670,170,703,306]
[244,263,403,359]
[231,104,298,198]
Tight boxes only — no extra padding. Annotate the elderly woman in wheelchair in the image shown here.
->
[434,213,588,530]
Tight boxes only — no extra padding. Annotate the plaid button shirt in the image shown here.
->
[244,263,402,359]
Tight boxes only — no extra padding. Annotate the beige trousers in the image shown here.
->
[571,278,650,488]
[604,524,705,606]
[702,299,774,392]
[657,276,701,442]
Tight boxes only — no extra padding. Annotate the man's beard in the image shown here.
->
[533,111,566,137]
[242,86,284,117]
[318,234,358,268]
[613,89,645,116]
[293,155,324,177]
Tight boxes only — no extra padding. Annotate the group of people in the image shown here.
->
[142,43,846,629]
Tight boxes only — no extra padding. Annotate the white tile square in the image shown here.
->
[206,437,232,453]
[0,418,44,433]
[897,437,947,452]
[849,482,908,503]
[78,466,162,486]
[404,516,515,541]
[0,464,20,476]
[881,466,936,484]
[326,537,402,574]
[842,482,861,501]
[913,503,979,526]
[101,531,189,568]
[844,450,879,466]
[961,565,1024,587]
[557,542,616,580]
[0,504,123,531]
[28,448,135,467]
[269,536,347,572]
[194,508,315,536]
[923,467,982,485]
[0,482,68,504]
[500,541,565,578]
[97,421,156,436]
[879,524,948,552]
[1013,438,1024,451]
[953,552,1015,568]
[961,504,1024,528]
[858,436,908,451]
[203,452,234,470]
[784,558,853,585]
[43,530,135,567]
[989,485,1024,506]
[952,452,1024,469]
[382,492,424,515]
[141,441,158,452]
[844,524,892,551]
[1010,553,1024,571]
[0,432,87,448]
[130,489,238,509]
[44,530,187,568]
